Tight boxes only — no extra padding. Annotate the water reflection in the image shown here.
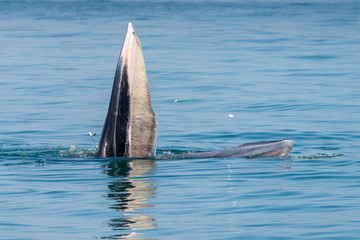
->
[103,159,157,239]
[277,159,293,170]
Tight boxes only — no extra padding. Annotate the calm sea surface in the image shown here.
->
[1,0,360,239]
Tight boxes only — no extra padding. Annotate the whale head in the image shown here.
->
[97,23,157,158]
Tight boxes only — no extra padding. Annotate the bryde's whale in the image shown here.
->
[96,23,294,159]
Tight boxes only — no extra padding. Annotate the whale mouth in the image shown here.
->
[260,139,294,157]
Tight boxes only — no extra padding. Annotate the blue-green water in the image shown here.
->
[1,0,360,239]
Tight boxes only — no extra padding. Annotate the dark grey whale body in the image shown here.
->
[96,23,294,159]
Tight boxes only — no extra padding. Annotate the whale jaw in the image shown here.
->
[97,23,157,158]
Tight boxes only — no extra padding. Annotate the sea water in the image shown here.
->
[1,0,360,239]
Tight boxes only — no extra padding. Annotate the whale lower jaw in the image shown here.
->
[96,23,157,158]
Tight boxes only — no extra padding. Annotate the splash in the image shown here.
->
[0,145,97,158]
[291,153,344,159]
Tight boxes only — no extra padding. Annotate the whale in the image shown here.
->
[96,23,293,159]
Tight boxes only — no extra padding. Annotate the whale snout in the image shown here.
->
[261,138,294,157]
[281,138,294,156]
